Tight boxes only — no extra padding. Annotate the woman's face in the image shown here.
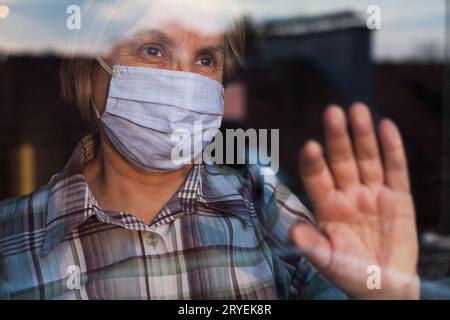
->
[92,22,226,113]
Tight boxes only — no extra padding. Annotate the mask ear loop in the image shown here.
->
[95,55,117,77]
[90,97,102,120]
[90,56,117,122]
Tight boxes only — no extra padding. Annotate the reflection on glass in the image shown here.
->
[0,0,448,300]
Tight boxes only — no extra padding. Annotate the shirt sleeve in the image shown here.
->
[0,278,9,300]
[0,247,10,299]
[251,165,347,300]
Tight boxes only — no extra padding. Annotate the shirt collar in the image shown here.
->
[40,133,251,257]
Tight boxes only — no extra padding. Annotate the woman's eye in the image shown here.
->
[144,46,162,57]
[196,56,214,67]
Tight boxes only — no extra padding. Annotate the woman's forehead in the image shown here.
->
[132,23,225,43]
[125,0,241,38]
[109,24,225,58]
[59,0,243,57]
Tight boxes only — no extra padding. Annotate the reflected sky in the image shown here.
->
[0,0,445,60]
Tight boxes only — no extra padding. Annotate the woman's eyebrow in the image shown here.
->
[198,45,225,55]
[137,29,175,46]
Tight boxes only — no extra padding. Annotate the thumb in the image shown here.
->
[290,223,332,272]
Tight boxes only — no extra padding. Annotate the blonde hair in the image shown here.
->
[60,20,246,123]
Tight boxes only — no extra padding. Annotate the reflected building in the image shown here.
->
[256,11,375,106]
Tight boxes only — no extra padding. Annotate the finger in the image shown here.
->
[290,223,332,272]
[299,140,335,204]
[379,119,410,192]
[348,103,384,186]
[323,105,360,189]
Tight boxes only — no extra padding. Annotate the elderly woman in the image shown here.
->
[0,2,418,299]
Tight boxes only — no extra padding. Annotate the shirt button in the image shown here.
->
[146,234,159,248]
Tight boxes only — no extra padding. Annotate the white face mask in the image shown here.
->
[92,58,225,172]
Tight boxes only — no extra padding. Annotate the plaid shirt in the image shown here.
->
[0,134,345,300]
